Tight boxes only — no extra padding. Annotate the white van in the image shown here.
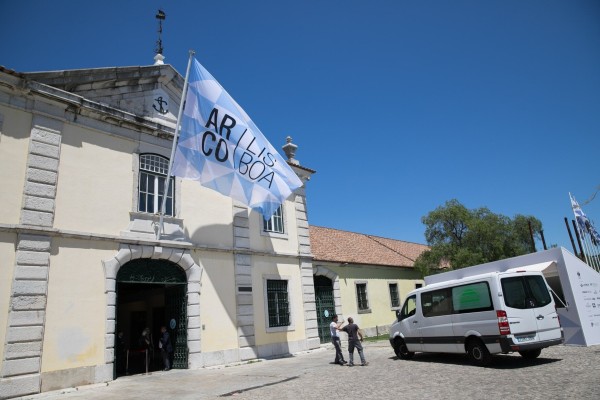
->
[389,270,563,366]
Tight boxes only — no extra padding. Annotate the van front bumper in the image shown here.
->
[499,336,563,353]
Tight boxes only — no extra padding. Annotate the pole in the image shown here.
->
[565,217,578,257]
[528,220,537,252]
[581,233,598,271]
[572,219,587,263]
[593,246,600,273]
[540,230,547,250]
[156,50,195,240]
[583,234,600,271]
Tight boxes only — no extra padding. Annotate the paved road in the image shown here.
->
[21,341,600,399]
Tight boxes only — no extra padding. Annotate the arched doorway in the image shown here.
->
[115,259,188,376]
[314,275,335,344]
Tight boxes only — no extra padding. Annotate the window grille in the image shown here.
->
[356,283,369,310]
[389,283,400,308]
[139,154,174,216]
[267,279,290,327]
[264,205,284,233]
[140,154,169,174]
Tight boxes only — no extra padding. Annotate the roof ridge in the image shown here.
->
[310,225,426,246]
[366,235,416,263]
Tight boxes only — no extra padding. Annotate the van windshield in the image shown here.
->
[501,275,552,309]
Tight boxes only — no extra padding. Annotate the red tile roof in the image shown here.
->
[309,226,429,268]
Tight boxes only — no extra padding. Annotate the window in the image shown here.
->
[422,288,453,317]
[399,295,417,321]
[264,205,284,233]
[356,283,370,312]
[421,282,493,317]
[501,275,551,309]
[138,154,174,216]
[389,283,400,308]
[267,279,290,327]
[452,282,493,313]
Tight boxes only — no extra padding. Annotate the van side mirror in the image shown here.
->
[395,309,401,321]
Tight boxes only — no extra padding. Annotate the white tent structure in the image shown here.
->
[425,247,600,346]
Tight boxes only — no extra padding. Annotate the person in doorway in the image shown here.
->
[139,327,152,350]
[159,326,173,371]
[340,317,368,366]
[116,331,127,374]
[137,327,153,373]
[330,315,347,365]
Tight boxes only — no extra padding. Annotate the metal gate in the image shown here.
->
[314,275,335,344]
[165,285,188,369]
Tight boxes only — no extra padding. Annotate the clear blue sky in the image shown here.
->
[3,0,599,251]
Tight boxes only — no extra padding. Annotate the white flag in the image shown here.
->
[570,193,600,246]
[172,58,303,218]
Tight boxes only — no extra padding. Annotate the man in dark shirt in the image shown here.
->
[340,317,368,366]
[159,326,173,371]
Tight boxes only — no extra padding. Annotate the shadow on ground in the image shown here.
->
[389,352,561,369]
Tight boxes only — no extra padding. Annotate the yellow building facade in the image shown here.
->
[309,226,427,340]
[0,64,318,398]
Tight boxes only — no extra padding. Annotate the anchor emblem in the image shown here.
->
[153,96,168,114]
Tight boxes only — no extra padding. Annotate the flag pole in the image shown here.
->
[156,50,195,240]
[569,192,600,270]
[570,193,591,266]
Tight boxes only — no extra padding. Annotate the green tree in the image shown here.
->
[414,199,542,278]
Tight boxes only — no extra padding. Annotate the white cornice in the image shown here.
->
[0,223,314,260]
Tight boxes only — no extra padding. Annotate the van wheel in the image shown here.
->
[519,349,542,359]
[393,337,414,360]
[466,339,492,366]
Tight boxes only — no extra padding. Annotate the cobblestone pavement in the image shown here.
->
[21,341,600,400]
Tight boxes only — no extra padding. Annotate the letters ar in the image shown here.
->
[200,108,276,187]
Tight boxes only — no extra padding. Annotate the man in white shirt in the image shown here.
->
[330,315,347,365]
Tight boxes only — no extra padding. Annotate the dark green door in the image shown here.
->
[314,275,335,344]
[165,285,188,369]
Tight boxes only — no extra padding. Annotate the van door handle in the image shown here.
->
[413,320,418,324]
[536,315,544,320]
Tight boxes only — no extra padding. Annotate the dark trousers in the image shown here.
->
[161,349,171,370]
[348,339,366,365]
[332,336,345,363]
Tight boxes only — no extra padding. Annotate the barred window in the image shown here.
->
[356,283,369,311]
[389,283,400,308]
[267,279,290,327]
[264,205,284,234]
[139,154,174,216]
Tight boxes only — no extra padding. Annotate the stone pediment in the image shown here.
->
[23,65,184,130]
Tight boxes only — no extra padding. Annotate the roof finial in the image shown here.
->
[282,136,299,165]
[154,9,166,65]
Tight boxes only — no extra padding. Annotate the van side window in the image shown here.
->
[421,288,452,317]
[399,295,417,321]
[502,275,551,309]
[452,282,493,313]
